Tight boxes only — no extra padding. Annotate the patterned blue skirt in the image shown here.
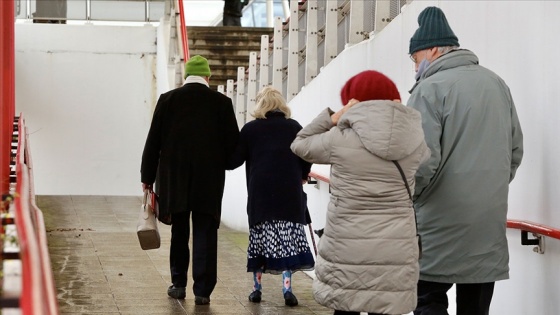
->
[247,220,315,274]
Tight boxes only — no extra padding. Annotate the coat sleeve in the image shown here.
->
[290,108,336,165]
[407,91,442,200]
[222,98,241,170]
[509,100,523,182]
[140,94,165,184]
[227,125,247,170]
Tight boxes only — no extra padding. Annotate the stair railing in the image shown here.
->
[308,171,560,255]
[177,0,189,62]
[1,115,59,315]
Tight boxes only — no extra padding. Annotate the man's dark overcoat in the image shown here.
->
[141,82,239,223]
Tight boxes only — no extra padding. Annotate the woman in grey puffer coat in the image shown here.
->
[291,71,430,315]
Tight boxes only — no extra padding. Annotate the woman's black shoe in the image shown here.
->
[284,291,298,306]
[248,290,262,303]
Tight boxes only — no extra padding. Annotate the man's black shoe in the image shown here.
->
[194,296,210,305]
[167,285,186,299]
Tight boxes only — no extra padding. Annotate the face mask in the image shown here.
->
[415,58,431,81]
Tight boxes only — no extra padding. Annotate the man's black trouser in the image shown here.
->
[170,211,218,298]
[414,280,495,315]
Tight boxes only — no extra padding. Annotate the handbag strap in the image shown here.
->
[392,160,418,230]
[142,189,149,208]
[392,161,412,200]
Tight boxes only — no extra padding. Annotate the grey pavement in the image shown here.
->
[38,195,332,315]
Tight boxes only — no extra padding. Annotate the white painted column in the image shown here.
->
[266,0,274,27]
[272,16,284,92]
[305,0,318,85]
[226,79,235,100]
[287,0,299,101]
[246,52,258,123]
[374,0,391,35]
[324,1,338,67]
[282,0,290,19]
[348,0,364,45]
[259,35,270,90]
[235,67,246,129]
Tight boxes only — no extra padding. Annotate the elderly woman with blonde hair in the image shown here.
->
[228,86,315,307]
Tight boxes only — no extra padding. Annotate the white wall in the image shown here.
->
[282,1,560,314]
[15,22,157,195]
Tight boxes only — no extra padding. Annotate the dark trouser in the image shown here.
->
[223,14,241,26]
[334,311,385,315]
[414,280,495,315]
[170,211,218,298]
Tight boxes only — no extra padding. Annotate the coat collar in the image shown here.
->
[183,75,209,87]
[265,110,286,118]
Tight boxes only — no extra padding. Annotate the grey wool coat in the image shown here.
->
[408,49,523,284]
[291,101,430,314]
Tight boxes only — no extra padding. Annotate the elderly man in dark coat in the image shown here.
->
[141,55,239,304]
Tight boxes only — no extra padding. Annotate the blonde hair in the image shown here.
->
[252,86,291,119]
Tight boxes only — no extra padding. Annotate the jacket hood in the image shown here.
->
[338,100,425,160]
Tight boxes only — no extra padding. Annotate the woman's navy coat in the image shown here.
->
[229,112,312,227]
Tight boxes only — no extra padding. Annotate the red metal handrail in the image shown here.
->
[308,171,560,240]
[177,0,190,61]
[1,0,15,194]
[10,115,59,314]
[507,220,560,240]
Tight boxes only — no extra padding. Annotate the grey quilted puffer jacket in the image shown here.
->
[291,100,429,314]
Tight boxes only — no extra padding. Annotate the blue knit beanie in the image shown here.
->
[409,7,459,54]
[184,55,211,79]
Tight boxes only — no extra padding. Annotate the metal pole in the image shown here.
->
[86,0,91,21]
[145,0,150,22]
[266,0,273,27]
[282,0,289,19]
[26,0,31,19]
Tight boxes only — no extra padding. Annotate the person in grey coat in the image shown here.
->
[407,7,524,315]
[292,70,430,315]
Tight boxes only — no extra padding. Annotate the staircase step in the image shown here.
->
[185,26,273,91]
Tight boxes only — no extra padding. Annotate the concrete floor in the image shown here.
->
[38,195,332,315]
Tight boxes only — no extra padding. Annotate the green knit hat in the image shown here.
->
[409,7,459,54]
[184,55,211,79]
